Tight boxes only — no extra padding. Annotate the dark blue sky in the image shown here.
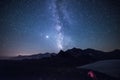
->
[0,0,120,56]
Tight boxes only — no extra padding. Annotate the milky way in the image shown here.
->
[50,0,71,50]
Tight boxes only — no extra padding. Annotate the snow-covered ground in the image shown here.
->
[78,59,120,78]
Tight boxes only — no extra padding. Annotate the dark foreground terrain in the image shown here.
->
[0,48,120,80]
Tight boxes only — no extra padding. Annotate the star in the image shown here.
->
[45,35,49,39]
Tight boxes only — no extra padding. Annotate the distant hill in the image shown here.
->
[10,53,56,60]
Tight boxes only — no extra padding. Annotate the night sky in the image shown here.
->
[0,0,120,56]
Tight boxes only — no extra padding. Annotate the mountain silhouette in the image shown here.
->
[9,48,120,60]
[11,53,56,60]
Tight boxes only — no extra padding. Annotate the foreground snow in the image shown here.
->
[78,59,120,78]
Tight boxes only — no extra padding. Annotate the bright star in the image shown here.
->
[45,35,49,39]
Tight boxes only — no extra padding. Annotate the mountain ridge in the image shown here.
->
[5,48,120,60]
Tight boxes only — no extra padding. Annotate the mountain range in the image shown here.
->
[9,48,120,61]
